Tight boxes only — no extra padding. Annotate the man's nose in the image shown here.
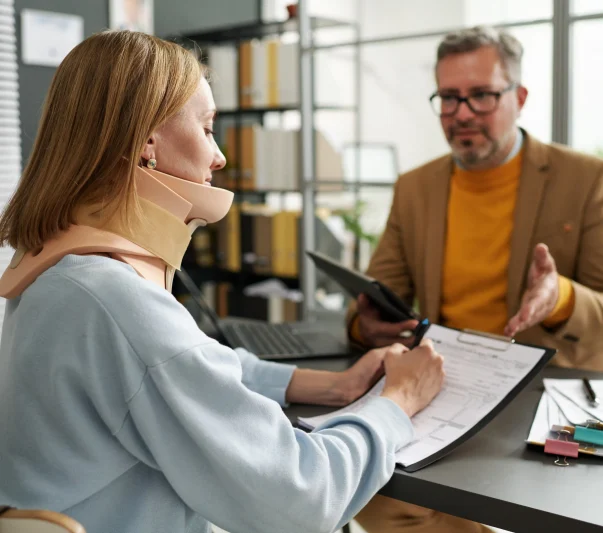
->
[454,99,476,121]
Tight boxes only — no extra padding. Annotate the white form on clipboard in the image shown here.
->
[299,324,555,472]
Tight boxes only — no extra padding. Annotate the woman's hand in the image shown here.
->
[334,345,397,404]
[381,339,445,417]
[285,345,402,407]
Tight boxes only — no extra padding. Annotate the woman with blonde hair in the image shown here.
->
[0,31,443,533]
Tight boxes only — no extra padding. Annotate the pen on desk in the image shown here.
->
[582,377,599,408]
[410,318,431,349]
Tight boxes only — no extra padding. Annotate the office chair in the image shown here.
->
[0,507,86,533]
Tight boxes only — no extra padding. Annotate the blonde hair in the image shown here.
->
[0,30,205,250]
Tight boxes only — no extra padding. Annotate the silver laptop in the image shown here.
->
[175,269,350,360]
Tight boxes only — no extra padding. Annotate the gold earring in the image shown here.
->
[147,158,157,170]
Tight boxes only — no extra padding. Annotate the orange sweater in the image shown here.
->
[441,150,573,334]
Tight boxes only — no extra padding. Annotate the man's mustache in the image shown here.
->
[447,123,491,140]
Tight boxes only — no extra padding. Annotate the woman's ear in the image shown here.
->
[140,135,156,163]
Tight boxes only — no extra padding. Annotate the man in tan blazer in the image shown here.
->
[348,26,603,533]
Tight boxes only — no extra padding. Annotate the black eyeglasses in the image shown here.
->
[429,83,518,117]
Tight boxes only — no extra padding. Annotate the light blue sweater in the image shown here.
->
[0,255,413,533]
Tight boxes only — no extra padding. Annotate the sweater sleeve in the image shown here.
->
[233,347,296,406]
[95,277,414,533]
[542,275,576,327]
[120,340,412,533]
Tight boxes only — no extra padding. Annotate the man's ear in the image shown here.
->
[517,85,528,112]
[140,134,156,163]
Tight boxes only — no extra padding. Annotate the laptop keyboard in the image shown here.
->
[222,322,313,356]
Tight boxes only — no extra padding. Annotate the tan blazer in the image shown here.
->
[347,131,603,371]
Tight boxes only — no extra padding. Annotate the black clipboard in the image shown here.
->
[306,250,419,322]
[296,325,556,473]
[400,327,556,472]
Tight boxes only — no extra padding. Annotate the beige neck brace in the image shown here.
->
[0,166,234,298]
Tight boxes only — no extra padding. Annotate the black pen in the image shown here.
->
[582,377,599,408]
[410,318,431,349]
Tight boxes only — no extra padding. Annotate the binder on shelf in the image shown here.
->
[239,40,253,108]
[253,126,267,191]
[253,214,273,275]
[239,125,256,190]
[271,211,290,276]
[215,214,228,268]
[206,38,308,113]
[208,45,237,111]
[266,39,279,107]
[225,126,238,190]
[285,130,299,191]
[284,212,299,277]
[222,126,343,192]
[240,212,255,272]
[251,40,268,108]
[225,203,241,272]
[299,324,556,472]
[277,42,299,106]
[191,226,214,267]
[216,282,231,318]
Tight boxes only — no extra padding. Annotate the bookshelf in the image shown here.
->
[173,6,362,321]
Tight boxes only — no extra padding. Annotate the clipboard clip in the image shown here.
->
[457,329,516,352]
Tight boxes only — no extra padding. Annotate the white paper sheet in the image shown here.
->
[299,324,547,468]
[544,378,603,423]
[527,391,569,444]
[21,9,83,67]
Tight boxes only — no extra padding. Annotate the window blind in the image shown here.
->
[0,0,20,325]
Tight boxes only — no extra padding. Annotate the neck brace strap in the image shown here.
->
[0,225,159,298]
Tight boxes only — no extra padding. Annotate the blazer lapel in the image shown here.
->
[423,156,453,322]
[507,132,551,316]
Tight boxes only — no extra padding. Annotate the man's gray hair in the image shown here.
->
[437,26,523,83]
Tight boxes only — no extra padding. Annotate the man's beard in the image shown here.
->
[447,122,499,167]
